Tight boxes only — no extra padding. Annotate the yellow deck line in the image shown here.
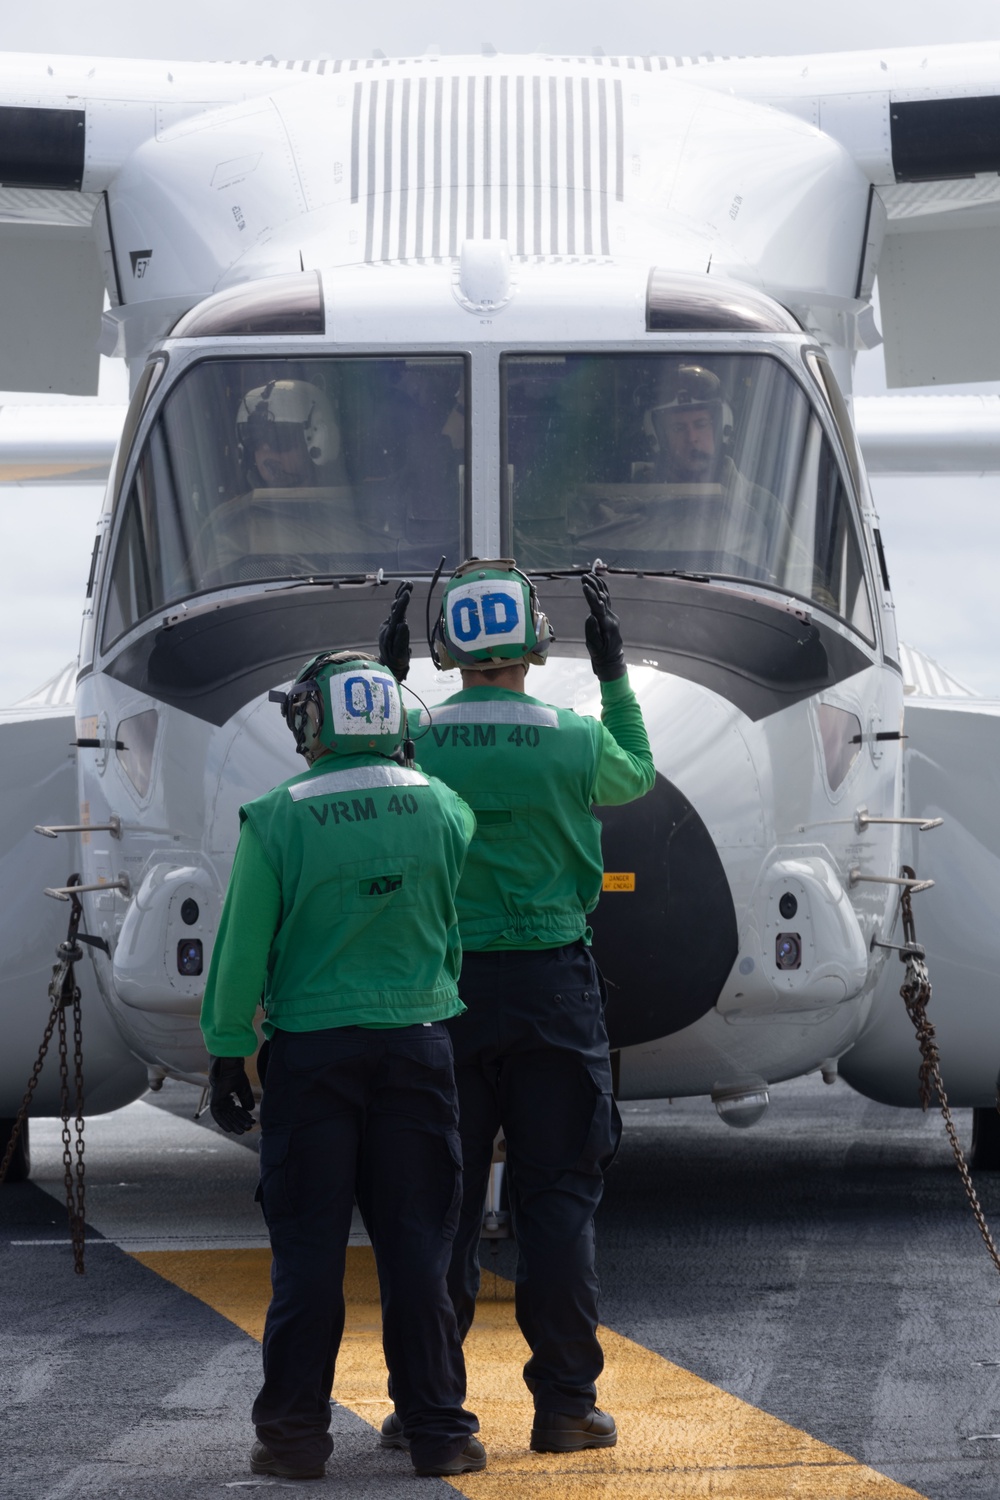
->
[133,1246,927,1499]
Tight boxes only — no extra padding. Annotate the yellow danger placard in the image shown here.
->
[603,872,636,892]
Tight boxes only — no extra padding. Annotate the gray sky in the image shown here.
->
[2,4,1000,704]
[3,0,1000,63]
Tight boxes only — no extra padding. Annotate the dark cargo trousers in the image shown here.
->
[445,942,621,1416]
[251,1023,478,1471]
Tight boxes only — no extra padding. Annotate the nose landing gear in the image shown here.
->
[481,1136,510,1240]
[971,1107,1000,1172]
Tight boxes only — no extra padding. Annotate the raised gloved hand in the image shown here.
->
[582,573,626,681]
[208,1056,256,1135]
[378,580,413,682]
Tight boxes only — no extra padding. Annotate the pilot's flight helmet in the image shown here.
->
[236,379,340,479]
[269,651,406,761]
[432,559,554,672]
[650,363,724,415]
[647,363,733,445]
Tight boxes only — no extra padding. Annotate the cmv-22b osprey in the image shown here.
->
[3,39,1000,1176]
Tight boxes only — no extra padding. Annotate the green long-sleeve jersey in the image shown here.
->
[200,752,476,1057]
[412,674,655,951]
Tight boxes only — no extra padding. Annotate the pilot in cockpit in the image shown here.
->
[188,379,353,586]
[236,379,346,490]
[645,363,732,486]
[582,360,791,579]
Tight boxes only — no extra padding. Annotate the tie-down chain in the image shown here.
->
[895,867,1000,1282]
[0,877,87,1273]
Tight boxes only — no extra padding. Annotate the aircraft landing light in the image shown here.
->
[134,1245,927,1499]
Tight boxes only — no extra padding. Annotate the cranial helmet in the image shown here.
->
[269,651,406,760]
[432,559,554,672]
[236,379,340,478]
[647,363,733,446]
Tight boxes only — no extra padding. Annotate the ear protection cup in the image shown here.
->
[430,612,458,672]
[270,650,405,759]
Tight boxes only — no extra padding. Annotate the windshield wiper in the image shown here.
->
[530,563,716,584]
[269,569,415,591]
[159,571,411,630]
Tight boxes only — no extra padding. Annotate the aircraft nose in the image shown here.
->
[592,771,738,1048]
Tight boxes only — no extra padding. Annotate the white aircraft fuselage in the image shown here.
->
[4,47,998,1122]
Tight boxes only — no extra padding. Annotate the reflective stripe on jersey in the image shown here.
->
[241,758,472,1029]
[288,765,429,801]
[416,702,560,729]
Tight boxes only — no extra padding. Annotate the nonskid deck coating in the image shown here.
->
[137,1243,924,1498]
[3,1076,999,1497]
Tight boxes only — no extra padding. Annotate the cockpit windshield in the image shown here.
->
[102,356,467,647]
[503,352,874,641]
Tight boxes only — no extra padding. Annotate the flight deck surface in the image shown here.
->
[3,1075,1000,1499]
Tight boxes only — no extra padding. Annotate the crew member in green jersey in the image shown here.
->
[200,645,485,1482]
[378,562,654,1455]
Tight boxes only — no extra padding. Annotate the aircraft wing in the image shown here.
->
[0,666,150,1114]
[853,395,1000,475]
[0,672,83,1111]
[839,646,1000,1109]
[690,43,1000,387]
[0,55,292,395]
[1,43,1000,392]
[0,402,126,483]
[0,667,79,1004]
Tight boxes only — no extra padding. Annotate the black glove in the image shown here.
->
[208,1056,256,1135]
[378,580,413,682]
[582,573,627,681]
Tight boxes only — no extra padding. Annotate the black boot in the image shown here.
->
[530,1407,617,1453]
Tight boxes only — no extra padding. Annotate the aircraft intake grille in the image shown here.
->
[349,72,625,263]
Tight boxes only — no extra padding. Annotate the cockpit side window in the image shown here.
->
[102,481,157,647]
[502,352,875,644]
[100,355,468,650]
